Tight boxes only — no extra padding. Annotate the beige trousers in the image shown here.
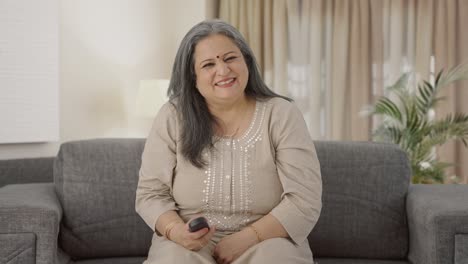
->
[144,232,313,264]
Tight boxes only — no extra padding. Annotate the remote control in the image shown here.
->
[188,216,210,232]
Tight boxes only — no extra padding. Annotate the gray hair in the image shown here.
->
[167,19,290,168]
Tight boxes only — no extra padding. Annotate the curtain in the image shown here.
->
[219,0,373,141]
[219,0,289,97]
[217,0,468,183]
[431,0,468,182]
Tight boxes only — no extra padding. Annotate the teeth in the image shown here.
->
[217,78,234,85]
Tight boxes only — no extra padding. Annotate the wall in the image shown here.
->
[0,0,211,159]
[0,0,59,144]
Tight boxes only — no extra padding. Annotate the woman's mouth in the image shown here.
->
[215,78,236,88]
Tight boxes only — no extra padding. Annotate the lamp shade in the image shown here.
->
[136,79,169,117]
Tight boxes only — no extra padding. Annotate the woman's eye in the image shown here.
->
[225,56,237,61]
[202,63,214,68]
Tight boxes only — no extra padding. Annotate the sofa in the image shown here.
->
[0,157,54,188]
[0,138,467,264]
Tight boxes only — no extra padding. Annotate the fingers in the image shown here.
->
[186,227,210,240]
[204,225,216,239]
[215,255,233,264]
[213,245,222,263]
[181,238,204,251]
[174,217,215,251]
[194,226,216,251]
[180,226,216,251]
[213,249,232,264]
[185,236,208,251]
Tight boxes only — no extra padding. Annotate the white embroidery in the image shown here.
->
[202,101,267,231]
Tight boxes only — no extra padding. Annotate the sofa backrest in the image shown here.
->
[310,141,410,259]
[0,157,54,187]
[54,138,149,259]
[54,139,410,260]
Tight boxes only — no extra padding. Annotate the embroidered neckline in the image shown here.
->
[215,100,265,148]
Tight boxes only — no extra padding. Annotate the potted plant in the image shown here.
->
[365,64,468,183]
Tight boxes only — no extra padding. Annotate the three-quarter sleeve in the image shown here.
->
[269,100,322,244]
[135,103,178,232]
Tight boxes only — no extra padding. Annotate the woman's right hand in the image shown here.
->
[169,221,216,251]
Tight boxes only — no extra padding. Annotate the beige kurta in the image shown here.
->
[136,97,322,263]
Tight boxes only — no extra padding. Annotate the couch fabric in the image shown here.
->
[0,157,54,187]
[54,139,149,259]
[0,183,61,264]
[407,185,468,264]
[0,233,36,264]
[310,142,409,259]
[455,234,468,263]
[1,138,468,264]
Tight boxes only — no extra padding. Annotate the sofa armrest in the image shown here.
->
[0,183,62,264]
[407,184,468,264]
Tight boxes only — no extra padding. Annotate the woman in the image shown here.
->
[136,19,322,264]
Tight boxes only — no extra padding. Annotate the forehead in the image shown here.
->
[194,34,240,60]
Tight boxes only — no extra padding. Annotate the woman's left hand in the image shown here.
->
[213,228,258,264]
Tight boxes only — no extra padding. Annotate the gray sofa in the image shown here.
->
[0,138,467,264]
[0,157,54,188]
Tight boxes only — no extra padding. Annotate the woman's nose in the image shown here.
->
[216,61,230,76]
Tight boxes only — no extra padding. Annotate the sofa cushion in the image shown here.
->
[75,257,146,264]
[0,233,35,264]
[0,157,54,187]
[309,141,410,259]
[315,259,409,264]
[455,234,468,264]
[0,183,62,264]
[54,139,150,259]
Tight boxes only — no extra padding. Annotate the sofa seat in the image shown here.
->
[315,259,409,264]
[74,257,146,264]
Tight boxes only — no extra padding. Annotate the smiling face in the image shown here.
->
[193,34,249,106]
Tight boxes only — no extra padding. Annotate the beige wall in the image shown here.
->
[0,0,210,159]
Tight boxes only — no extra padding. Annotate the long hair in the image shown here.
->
[167,19,290,168]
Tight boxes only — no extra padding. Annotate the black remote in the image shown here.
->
[188,216,210,232]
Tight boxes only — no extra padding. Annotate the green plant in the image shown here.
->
[365,64,468,183]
